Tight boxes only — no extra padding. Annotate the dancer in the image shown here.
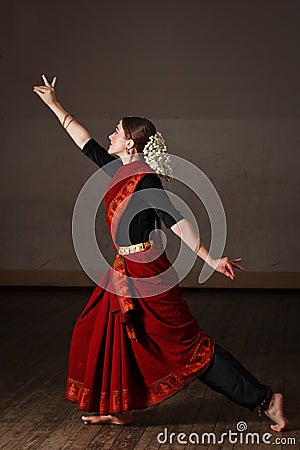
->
[33,75,288,432]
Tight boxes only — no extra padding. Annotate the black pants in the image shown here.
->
[198,344,271,411]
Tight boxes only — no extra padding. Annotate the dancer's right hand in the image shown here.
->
[33,74,57,107]
[213,256,244,280]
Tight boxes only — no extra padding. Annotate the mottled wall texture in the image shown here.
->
[1,0,299,287]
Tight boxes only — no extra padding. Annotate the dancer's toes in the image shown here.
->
[265,393,288,432]
[81,412,132,425]
[270,423,286,432]
[81,415,110,425]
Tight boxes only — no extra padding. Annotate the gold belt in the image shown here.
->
[117,240,153,255]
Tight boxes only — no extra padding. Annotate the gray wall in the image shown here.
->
[1,0,299,285]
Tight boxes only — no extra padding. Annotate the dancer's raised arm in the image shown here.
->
[33,74,91,149]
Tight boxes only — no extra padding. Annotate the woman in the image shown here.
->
[33,74,288,432]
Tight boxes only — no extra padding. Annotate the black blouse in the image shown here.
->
[82,139,184,246]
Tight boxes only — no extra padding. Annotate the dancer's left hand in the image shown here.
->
[213,257,245,280]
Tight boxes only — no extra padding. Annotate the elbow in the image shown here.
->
[170,218,185,235]
[78,135,92,150]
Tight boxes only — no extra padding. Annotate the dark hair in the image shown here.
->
[122,116,156,153]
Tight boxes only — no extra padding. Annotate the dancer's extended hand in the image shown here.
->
[213,257,244,280]
[33,74,57,106]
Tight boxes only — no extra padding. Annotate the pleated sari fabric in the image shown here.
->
[66,160,214,414]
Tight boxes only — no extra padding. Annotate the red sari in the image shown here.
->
[66,160,214,414]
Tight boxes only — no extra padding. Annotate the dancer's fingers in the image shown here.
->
[230,258,244,271]
[33,88,46,97]
[225,260,235,278]
[33,89,44,99]
[34,85,52,91]
[33,87,45,92]
[33,87,49,93]
[51,76,57,87]
[225,257,235,277]
[227,272,234,280]
[232,262,245,271]
[42,74,51,86]
[232,258,242,264]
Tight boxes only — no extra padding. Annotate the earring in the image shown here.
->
[126,149,130,154]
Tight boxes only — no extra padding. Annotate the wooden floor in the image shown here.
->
[0,287,299,450]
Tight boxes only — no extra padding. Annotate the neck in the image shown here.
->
[119,152,143,165]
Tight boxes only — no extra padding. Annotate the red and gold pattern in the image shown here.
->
[66,334,212,412]
[106,167,152,340]
[111,253,137,340]
[66,160,215,414]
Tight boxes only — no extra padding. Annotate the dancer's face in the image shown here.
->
[108,121,133,156]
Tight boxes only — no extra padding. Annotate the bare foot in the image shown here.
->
[264,393,288,432]
[81,411,132,425]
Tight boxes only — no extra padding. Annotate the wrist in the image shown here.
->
[205,256,217,269]
[49,99,60,109]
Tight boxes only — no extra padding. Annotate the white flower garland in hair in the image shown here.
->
[143,132,173,181]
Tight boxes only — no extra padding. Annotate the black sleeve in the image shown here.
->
[81,138,122,178]
[137,174,184,228]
